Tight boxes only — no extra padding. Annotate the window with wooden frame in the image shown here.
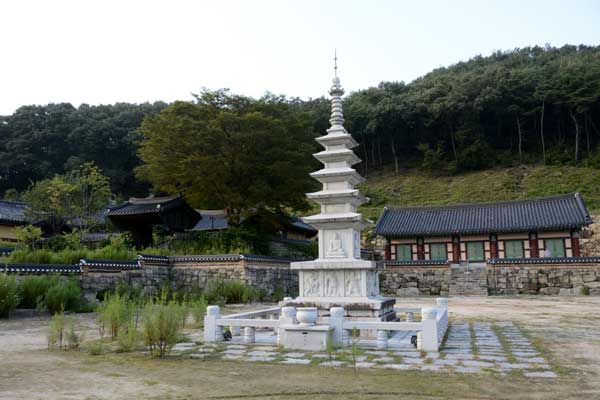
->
[429,243,447,260]
[544,238,565,257]
[395,244,412,261]
[466,241,485,261]
[504,240,524,258]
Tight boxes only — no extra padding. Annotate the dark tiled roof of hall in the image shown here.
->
[0,199,28,224]
[375,193,592,237]
[106,195,183,216]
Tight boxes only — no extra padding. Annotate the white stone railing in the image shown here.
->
[204,306,281,343]
[204,298,449,351]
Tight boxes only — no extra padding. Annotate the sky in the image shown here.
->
[1,0,599,115]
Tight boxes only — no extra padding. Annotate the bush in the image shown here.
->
[88,341,104,356]
[204,280,267,304]
[47,311,66,349]
[65,315,82,349]
[188,297,208,328]
[96,292,134,340]
[18,275,59,309]
[14,225,43,250]
[117,318,140,352]
[44,279,82,314]
[141,302,183,357]
[0,274,19,317]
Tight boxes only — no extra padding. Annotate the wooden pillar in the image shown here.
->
[571,231,581,257]
[417,237,425,260]
[452,236,460,263]
[490,234,498,259]
[529,232,539,258]
[384,240,391,260]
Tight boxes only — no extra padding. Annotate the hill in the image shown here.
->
[357,165,600,222]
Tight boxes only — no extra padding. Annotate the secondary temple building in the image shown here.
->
[376,193,592,263]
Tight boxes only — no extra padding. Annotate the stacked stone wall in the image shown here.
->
[243,261,299,297]
[80,264,170,299]
[487,264,600,295]
[379,265,450,296]
[170,261,245,291]
[581,214,600,256]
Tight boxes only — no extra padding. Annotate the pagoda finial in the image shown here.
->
[334,48,338,78]
[329,49,344,127]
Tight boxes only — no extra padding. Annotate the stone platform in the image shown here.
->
[176,320,556,378]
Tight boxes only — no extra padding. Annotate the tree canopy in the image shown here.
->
[136,90,319,223]
[0,102,167,198]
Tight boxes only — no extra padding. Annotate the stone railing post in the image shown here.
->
[419,307,438,351]
[376,330,388,350]
[243,326,256,344]
[204,305,222,342]
[230,325,241,336]
[405,311,414,322]
[329,307,345,347]
[278,306,296,345]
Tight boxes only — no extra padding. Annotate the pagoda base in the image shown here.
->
[281,296,397,324]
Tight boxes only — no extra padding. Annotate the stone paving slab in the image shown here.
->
[280,358,311,365]
[524,371,558,378]
[182,320,555,378]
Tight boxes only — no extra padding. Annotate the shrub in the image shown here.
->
[14,225,43,250]
[88,341,104,356]
[205,280,266,304]
[44,279,82,314]
[117,318,140,352]
[96,292,134,340]
[141,302,183,357]
[47,311,66,349]
[18,275,59,309]
[0,274,19,318]
[188,297,208,328]
[65,315,82,349]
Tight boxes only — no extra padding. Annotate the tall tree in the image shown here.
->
[136,90,318,224]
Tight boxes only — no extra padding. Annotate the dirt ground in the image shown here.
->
[1,296,599,400]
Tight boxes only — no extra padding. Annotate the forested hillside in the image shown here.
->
[1,45,599,208]
[340,45,600,177]
[0,102,167,198]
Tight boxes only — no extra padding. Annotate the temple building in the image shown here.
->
[106,195,201,248]
[375,193,592,262]
[0,199,28,242]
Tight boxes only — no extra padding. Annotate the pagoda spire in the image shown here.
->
[329,50,345,128]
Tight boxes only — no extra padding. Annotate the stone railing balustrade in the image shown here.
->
[204,298,449,351]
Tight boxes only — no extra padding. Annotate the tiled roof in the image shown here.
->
[106,195,181,216]
[0,200,28,225]
[375,193,592,238]
[193,210,229,231]
[1,263,81,274]
[80,259,141,272]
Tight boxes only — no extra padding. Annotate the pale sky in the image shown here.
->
[1,0,599,115]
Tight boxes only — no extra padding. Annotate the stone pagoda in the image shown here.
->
[287,58,395,322]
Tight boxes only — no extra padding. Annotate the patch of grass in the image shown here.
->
[358,165,600,221]
[469,322,479,356]
[491,323,517,363]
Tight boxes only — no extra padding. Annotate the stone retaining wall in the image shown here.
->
[581,214,600,257]
[379,264,450,297]
[4,255,298,300]
[381,259,600,296]
[169,256,298,298]
[487,263,600,295]
[80,264,171,299]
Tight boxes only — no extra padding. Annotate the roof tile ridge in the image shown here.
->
[385,193,580,211]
